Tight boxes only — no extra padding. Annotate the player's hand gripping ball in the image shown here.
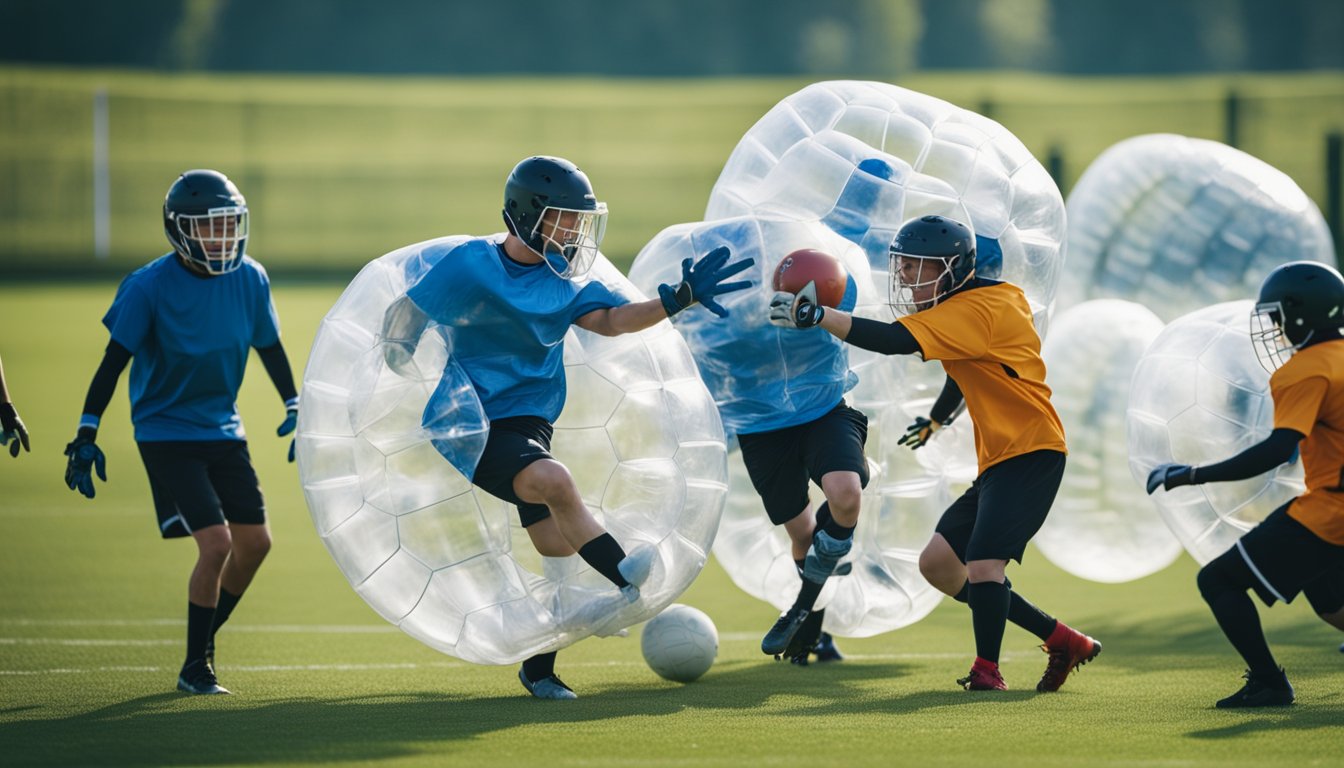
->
[773,249,848,307]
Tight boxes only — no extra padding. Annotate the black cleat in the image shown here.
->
[1215,669,1294,709]
[812,632,844,662]
[177,659,230,695]
[763,606,810,657]
[518,668,578,700]
[787,609,826,665]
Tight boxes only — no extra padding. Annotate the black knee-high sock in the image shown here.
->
[1198,562,1279,675]
[186,602,216,666]
[967,581,1010,664]
[952,579,1057,642]
[577,533,629,588]
[210,588,242,637]
[522,651,557,681]
[813,502,833,533]
[1003,578,1057,641]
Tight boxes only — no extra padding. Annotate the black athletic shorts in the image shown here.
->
[737,402,870,526]
[1237,501,1344,612]
[470,415,555,527]
[137,440,266,539]
[936,449,1065,563]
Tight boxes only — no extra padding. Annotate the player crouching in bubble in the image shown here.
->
[771,215,1101,693]
[380,156,752,700]
[746,248,869,665]
[1148,261,1344,708]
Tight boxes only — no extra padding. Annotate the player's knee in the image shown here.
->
[519,461,579,506]
[1196,557,1233,603]
[825,485,862,522]
[918,548,961,594]
[194,525,233,565]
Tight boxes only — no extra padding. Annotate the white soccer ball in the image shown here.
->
[1127,300,1304,565]
[640,604,718,683]
[297,237,729,665]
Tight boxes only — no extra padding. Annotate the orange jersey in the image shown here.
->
[898,281,1066,474]
[1270,338,1344,545]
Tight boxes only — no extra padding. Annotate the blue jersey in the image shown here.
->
[406,235,628,423]
[103,254,281,442]
[682,279,858,437]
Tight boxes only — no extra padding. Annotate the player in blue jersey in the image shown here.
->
[0,354,30,457]
[679,244,867,665]
[63,170,299,696]
[381,155,753,700]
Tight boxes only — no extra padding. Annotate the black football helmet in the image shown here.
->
[502,156,607,280]
[163,169,248,275]
[1251,260,1344,371]
[888,215,976,314]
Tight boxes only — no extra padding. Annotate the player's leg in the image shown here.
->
[739,425,817,656]
[138,441,232,695]
[1301,562,1344,652]
[1196,546,1293,707]
[207,441,272,670]
[961,451,1088,692]
[1200,503,1343,707]
[472,417,651,600]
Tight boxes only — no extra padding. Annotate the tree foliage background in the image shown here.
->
[3,0,1339,76]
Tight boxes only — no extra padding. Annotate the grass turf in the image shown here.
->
[0,283,1341,767]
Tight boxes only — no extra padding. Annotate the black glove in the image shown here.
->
[897,416,942,450]
[64,427,107,499]
[0,402,29,457]
[768,281,824,329]
[277,399,298,463]
[1146,463,1196,494]
[658,246,755,318]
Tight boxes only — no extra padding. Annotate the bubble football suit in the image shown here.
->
[1040,133,1333,581]
[1062,133,1334,321]
[297,237,729,665]
[630,80,1066,636]
[1126,300,1304,565]
[1037,299,1180,582]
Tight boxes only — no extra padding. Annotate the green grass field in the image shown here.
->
[3,67,1342,275]
[1,283,1342,767]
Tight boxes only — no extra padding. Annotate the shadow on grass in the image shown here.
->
[1037,609,1342,673]
[1186,698,1344,740]
[2,658,915,767]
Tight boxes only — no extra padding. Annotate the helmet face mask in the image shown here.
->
[1250,300,1299,373]
[502,156,607,281]
[1250,260,1344,373]
[163,170,248,275]
[887,215,976,316]
[531,204,608,280]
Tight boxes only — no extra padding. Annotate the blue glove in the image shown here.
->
[1146,463,1196,494]
[897,416,942,450]
[659,246,754,318]
[64,427,107,499]
[0,402,29,457]
[278,400,298,463]
[768,281,824,329]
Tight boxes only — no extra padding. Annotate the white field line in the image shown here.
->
[0,620,1039,677]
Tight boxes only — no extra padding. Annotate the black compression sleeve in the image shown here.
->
[256,341,299,403]
[1195,428,1303,484]
[929,376,964,425]
[82,341,131,418]
[843,316,923,356]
